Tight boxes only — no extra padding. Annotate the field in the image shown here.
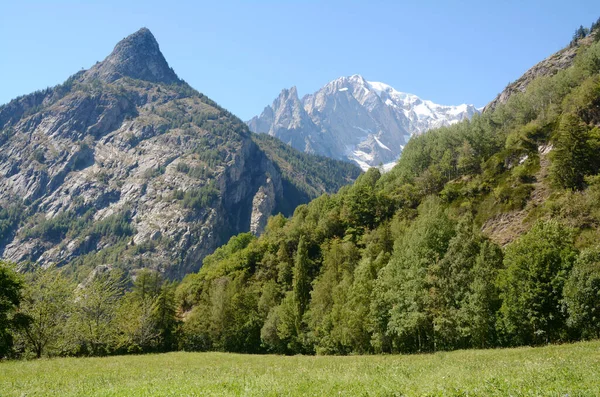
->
[1,341,599,396]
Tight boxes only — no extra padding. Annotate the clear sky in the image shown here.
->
[1,1,599,120]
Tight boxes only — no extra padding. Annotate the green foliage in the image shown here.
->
[166,32,600,357]
[498,220,577,345]
[372,197,455,353]
[176,162,213,179]
[550,113,600,189]
[292,237,311,321]
[172,182,219,212]
[0,204,23,243]
[114,270,179,353]
[252,133,362,214]
[0,261,23,358]
[563,248,600,338]
[68,270,124,356]
[21,210,134,247]
[16,267,74,358]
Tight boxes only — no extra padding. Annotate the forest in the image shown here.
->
[1,22,600,359]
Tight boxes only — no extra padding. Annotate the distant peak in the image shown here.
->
[115,27,158,51]
[277,86,299,101]
[83,28,180,84]
[349,74,366,83]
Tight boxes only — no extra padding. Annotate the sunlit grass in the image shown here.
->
[1,340,599,396]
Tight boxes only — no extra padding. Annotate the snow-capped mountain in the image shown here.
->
[247,75,479,171]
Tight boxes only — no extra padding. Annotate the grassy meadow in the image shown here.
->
[1,340,599,396]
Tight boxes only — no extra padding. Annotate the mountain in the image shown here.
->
[0,28,360,278]
[248,75,479,171]
[177,24,600,355]
[483,36,591,112]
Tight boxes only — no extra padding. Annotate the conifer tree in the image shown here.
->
[293,237,311,323]
[0,261,23,358]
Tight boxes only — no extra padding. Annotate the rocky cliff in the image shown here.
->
[0,28,360,278]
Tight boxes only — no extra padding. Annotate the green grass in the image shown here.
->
[1,341,599,396]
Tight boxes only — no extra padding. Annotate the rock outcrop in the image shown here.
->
[0,28,359,278]
[483,35,594,112]
[250,177,277,235]
[83,27,180,85]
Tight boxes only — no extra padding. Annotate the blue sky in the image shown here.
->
[1,1,599,120]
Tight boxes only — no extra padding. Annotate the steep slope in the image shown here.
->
[177,26,600,355]
[248,75,478,170]
[0,28,359,278]
[251,133,362,216]
[483,35,595,112]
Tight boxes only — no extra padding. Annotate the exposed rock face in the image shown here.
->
[249,177,277,235]
[248,87,324,156]
[84,28,180,85]
[0,28,358,278]
[248,75,479,170]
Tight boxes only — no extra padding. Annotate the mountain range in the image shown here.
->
[0,28,360,278]
[176,27,600,355]
[248,75,479,170]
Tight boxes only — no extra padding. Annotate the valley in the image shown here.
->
[1,6,600,396]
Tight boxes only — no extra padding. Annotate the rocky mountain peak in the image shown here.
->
[83,28,180,84]
[277,86,298,102]
[249,76,479,170]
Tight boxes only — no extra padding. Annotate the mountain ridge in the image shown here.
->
[0,28,360,278]
[176,24,600,355]
[248,74,479,170]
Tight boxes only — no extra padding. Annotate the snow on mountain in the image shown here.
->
[247,75,479,171]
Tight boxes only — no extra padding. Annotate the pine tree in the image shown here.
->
[550,113,595,189]
[293,237,311,323]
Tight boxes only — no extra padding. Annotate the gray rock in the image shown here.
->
[248,74,479,170]
[483,35,593,113]
[0,28,356,279]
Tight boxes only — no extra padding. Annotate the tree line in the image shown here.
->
[1,20,600,359]
[0,265,178,358]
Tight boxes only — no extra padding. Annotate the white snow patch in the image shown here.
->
[338,87,348,92]
[385,98,397,108]
[448,104,468,115]
[374,136,391,151]
[353,158,372,171]
[352,149,374,162]
[379,161,397,173]
[413,103,434,118]
[367,81,390,97]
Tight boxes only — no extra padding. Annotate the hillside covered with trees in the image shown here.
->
[2,20,600,359]
[173,21,600,354]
